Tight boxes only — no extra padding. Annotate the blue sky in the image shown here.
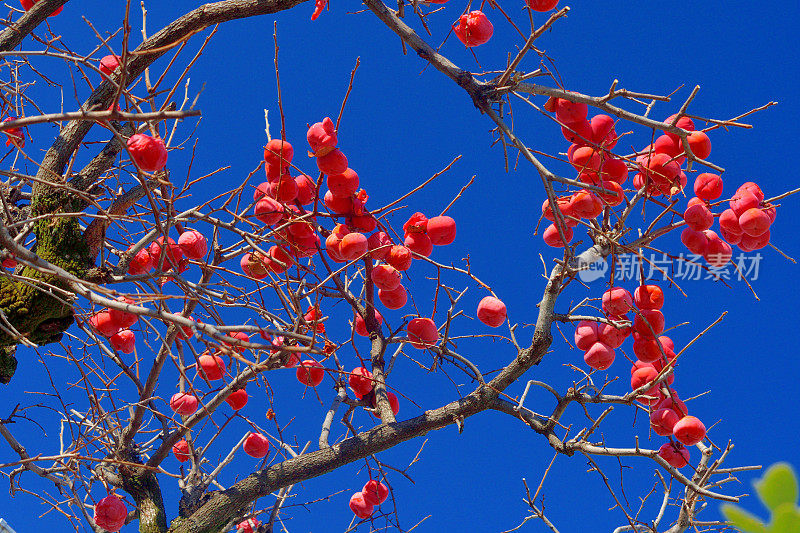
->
[1,0,798,531]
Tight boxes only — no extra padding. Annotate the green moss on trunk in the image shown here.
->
[0,189,90,380]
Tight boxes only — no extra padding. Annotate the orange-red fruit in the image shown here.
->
[254,196,283,225]
[349,492,374,519]
[354,309,383,337]
[108,297,138,329]
[225,388,248,410]
[686,131,711,159]
[237,519,261,533]
[554,98,588,125]
[633,336,668,364]
[379,285,407,309]
[570,190,603,219]
[683,202,714,231]
[542,196,573,221]
[738,208,771,237]
[323,189,353,214]
[263,139,293,167]
[89,311,120,337]
[526,0,558,11]
[149,236,184,269]
[574,320,602,350]
[403,212,429,234]
[694,173,723,201]
[659,442,690,468]
[601,157,629,184]
[672,415,706,446]
[127,134,168,172]
[109,329,135,354]
[339,232,368,261]
[295,174,316,205]
[426,216,457,245]
[633,309,665,337]
[570,146,602,172]
[327,168,359,198]
[267,174,299,203]
[172,439,191,462]
[561,120,592,145]
[598,180,624,206]
[631,366,659,396]
[316,148,348,175]
[453,10,493,47]
[653,134,684,160]
[590,114,617,148]
[602,287,633,316]
[94,494,127,532]
[633,284,664,310]
[656,392,687,418]
[404,232,433,257]
[240,252,268,279]
[170,393,198,416]
[348,367,374,398]
[542,223,573,247]
[198,353,226,381]
[296,359,325,387]
[387,245,413,271]
[680,228,708,256]
[348,214,377,233]
[265,245,294,273]
[597,318,631,349]
[407,317,438,349]
[650,408,680,436]
[99,55,120,76]
[739,230,771,251]
[372,391,400,419]
[178,229,208,260]
[703,231,733,267]
[127,246,153,275]
[243,432,270,458]
[477,296,507,328]
[362,480,389,506]
[737,182,764,202]
[368,232,393,260]
[371,264,402,291]
[663,114,695,143]
[307,117,337,156]
[583,341,615,370]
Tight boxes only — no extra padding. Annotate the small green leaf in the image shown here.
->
[755,463,799,511]
[768,502,800,533]
[721,503,767,533]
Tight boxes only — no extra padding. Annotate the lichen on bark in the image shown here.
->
[0,187,91,368]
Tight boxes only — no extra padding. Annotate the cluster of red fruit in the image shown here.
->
[245,118,458,319]
[126,229,207,277]
[574,284,706,468]
[540,99,628,247]
[543,98,779,267]
[93,493,127,532]
[349,479,389,519]
[631,115,776,267]
[88,297,140,353]
[681,179,776,264]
